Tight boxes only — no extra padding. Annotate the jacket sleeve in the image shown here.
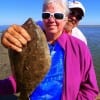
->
[0,75,16,95]
[77,46,99,100]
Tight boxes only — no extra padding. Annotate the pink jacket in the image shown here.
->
[0,32,99,100]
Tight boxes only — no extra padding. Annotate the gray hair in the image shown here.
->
[42,0,70,16]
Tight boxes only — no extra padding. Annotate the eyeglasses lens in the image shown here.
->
[42,12,64,19]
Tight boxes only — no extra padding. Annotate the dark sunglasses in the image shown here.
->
[42,12,65,19]
[68,17,78,24]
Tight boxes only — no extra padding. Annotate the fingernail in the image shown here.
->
[28,37,31,41]
[18,48,22,52]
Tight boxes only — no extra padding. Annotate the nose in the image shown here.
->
[48,15,55,21]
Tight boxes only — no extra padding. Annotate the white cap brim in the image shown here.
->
[68,1,85,14]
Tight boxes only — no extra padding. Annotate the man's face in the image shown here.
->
[65,16,79,33]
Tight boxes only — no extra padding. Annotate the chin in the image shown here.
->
[47,30,57,34]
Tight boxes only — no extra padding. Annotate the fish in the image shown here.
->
[8,18,51,100]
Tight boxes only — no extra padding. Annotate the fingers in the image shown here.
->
[8,25,28,46]
[2,36,22,52]
[13,24,31,41]
[1,31,23,52]
[1,24,31,52]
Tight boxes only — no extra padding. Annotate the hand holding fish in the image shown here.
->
[1,24,31,52]
[8,18,51,100]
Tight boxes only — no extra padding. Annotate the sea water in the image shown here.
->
[79,25,100,86]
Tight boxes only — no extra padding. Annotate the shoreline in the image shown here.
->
[0,37,12,79]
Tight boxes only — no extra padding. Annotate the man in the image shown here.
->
[64,1,87,45]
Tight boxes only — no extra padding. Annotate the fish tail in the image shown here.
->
[18,92,29,100]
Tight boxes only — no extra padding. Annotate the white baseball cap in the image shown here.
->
[68,1,85,15]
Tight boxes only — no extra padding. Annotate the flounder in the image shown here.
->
[8,18,51,100]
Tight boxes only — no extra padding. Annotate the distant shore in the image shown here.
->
[0,37,11,79]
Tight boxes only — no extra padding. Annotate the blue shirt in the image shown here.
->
[30,42,64,100]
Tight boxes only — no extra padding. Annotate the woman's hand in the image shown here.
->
[1,24,31,52]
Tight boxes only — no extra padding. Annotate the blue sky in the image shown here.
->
[0,0,100,25]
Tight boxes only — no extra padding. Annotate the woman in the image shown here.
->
[0,0,99,99]
[37,1,87,45]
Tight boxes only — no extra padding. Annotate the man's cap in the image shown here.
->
[68,1,85,15]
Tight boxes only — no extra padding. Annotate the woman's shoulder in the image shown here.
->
[59,31,87,46]
[58,31,89,53]
[69,34,88,52]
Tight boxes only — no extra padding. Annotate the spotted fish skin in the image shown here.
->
[8,18,51,100]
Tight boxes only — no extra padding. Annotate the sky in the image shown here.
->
[0,0,100,25]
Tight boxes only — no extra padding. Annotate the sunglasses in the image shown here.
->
[68,17,78,24]
[42,12,65,20]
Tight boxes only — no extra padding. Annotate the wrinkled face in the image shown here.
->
[42,2,67,39]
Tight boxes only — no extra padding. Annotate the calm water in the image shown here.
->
[79,25,100,86]
[0,25,100,86]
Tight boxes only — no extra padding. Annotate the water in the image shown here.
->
[79,25,100,86]
[0,25,9,33]
[0,25,100,86]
